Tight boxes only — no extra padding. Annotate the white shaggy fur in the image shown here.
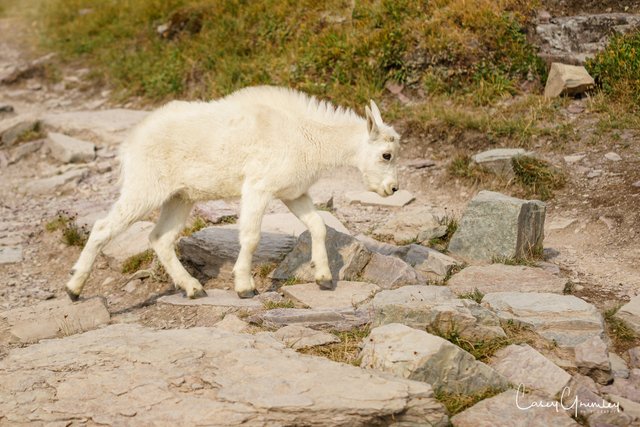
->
[66,86,400,299]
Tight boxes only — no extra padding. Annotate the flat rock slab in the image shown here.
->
[179,227,296,281]
[220,211,350,236]
[449,191,546,261]
[193,200,237,223]
[272,227,371,283]
[490,344,571,397]
[0,297,110,345]
[0,114,39,147]
[282,281,380,309]
[254,307,372,331]
[345,189,415,207]
[158,289,262,309]
[371,285,505,341]
[213,314,250,333]
[360,323,508,395]
[42,109,149,145]
[482,292,604,348]
[23,168,89,195]
[616,295,640,335]
[46,132,96,163]
[575,335,613,385]
[102,221,154,269]
[0,246,22,264]
[0,324,449,426]
[451,390,580,427]
[273,325,340,349]
[448,264,566,295]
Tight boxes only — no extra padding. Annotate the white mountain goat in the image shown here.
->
[66,86,400,300]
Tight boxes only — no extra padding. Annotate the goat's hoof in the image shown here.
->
[65,288,80,302]
[237,289,258,299]
[316,279,333,290]
[189,288,208,299]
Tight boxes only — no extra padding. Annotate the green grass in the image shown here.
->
[428,215,459,250]
[586,31,640,110]
[256,262,276,279]
[511,156,565,201]
[458,288,484,304]
[181,216,208,236]
[33,0,542,106]
[491,254,540,267]
[15,122,45,144]
[604,306,637,348]
[121,249,155,274]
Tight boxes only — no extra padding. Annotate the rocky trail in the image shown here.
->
[1,8,640,427]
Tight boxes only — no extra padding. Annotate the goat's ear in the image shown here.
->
[369,100,383,125]
[365,105,379,138]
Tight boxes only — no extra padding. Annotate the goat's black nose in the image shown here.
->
[392,187,398,193]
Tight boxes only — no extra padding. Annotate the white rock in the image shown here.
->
[0,246,22,264]
[23,168,89,194]
[282,281,379,309]
[273,325,340,349]
[345,189,414,207]
[563,154,586,164]
[544,63,595,98]
[604,152,622,162]
[46,133,96,163]
[610,353,630,379]
[372,206,445,244]
[490,344,571,397]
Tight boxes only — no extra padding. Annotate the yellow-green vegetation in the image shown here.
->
[458,288,484,304]
[491,254,540,267]
[121,249,155,274]
[218,215,237,224]
[511,156,565,201]
[263,300,295,310]
[282,276,302,286]
[34,0,542,106]
[45,211,88,247]
[604,305,637,350]
[428,215,459,250]
[433,319,535,362]
[257,262,276,279]
[181,216,208,236]
[15,122,46,144]
[297,326,369,366]
[586,31,640,109]
[434,387,504,415]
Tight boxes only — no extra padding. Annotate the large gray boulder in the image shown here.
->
[535,14,640,64]
[451,390,580,427]
[360,323,508,395]
[482,292,604,348]
[448,264,566,295]
[180,227,296,281]
[490,344,571,397]
[0,324,449,426]
[448,191,546,261]
[371,286,505,341]
[272,227,371,283]
[46,132,96,163]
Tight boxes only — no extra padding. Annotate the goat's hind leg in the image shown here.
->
[66,196,153,300]
[149,195,206,299]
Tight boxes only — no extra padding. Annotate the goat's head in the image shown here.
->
[357,100,400,197]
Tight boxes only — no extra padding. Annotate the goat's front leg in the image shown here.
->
[233,184,271,298]
[283,193,333,289]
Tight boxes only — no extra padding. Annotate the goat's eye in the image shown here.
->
[382,153,392,161]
